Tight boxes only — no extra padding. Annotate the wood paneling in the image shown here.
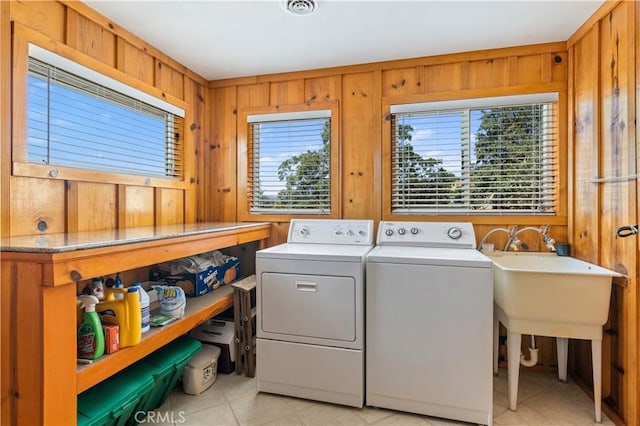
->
[9,177,66,236]
[424,62,465,93]
[467,57,509,89]
[66,8,116,67]
[118,185,155,227]
[509,54,543,85]
[269,79,304,105]
[1,0,11,238]
[209,86,238,222]
[155,60,185,100]
[10,0,65,42]
[571,26,600,264]
[342,72,381,220]
[237,83,270,108]
[382,66,423,97]
[304,76,340,103]
[155,188,185,225]
[550,52,569,83]
[568,2,638,424]
[66,182,117,232]
[184,78,205,223]
[6,0,205,238]
[116,38,155,86]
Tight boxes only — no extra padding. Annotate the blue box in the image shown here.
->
[150,257,240,297]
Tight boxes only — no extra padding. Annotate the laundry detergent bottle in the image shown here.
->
[77,295,105,360]
[97,287,142,348]
[131,282,150,333]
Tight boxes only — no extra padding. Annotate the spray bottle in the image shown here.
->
[77,295,105,360]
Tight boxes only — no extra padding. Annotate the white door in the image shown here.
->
[260,272,356,342]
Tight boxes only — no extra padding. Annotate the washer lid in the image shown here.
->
[366,245,492,268]
[257,242,373,262]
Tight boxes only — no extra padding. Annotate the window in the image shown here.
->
[26,44,185,179]
[390,93,558,215]
[247,110,332,214]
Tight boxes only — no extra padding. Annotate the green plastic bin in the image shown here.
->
[138,335,202,412]
[77,365,154,426]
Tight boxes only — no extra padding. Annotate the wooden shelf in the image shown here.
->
[1,222,270,425]
[77,285,235,393]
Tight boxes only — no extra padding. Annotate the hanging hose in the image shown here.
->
[520,335,539,367]
[616,225,638,238]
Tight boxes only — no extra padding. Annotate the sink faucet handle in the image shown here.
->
[541,225,556,251]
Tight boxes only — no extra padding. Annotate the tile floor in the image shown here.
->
[152,368,613,426]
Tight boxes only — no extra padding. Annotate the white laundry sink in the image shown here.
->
[485,251,623,423]
[485,251,622,339]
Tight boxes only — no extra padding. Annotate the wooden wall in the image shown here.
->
[207,42,570,369]
[207,44,570,248]
[0,1,209,239]
[567,1,638,424]
[3,0,638,424]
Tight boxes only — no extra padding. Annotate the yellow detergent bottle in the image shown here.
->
[96,287,142,347]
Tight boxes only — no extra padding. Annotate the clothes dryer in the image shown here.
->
[256,219,374,407]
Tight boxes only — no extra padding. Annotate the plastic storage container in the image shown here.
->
[77,363,154,426]
[190,319,235,373]
[138,335,202,412]
[182,344,221,395]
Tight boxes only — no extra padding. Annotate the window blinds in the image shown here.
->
[27,55,184,179]
[391,94,558,215]
[247,113,331,214]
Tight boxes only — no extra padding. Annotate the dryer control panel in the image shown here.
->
[377,221,476,248]
[288,219,374,245]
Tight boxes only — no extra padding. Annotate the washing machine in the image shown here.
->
[256,219,374,407]
[366,221,493,425]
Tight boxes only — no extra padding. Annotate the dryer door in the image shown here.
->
[260,273,356,342]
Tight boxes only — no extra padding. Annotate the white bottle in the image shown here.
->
[132,282,150,333]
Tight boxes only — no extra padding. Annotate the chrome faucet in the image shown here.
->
[508,225,556,252]
[477,225,519,251]
[478,225,556,252]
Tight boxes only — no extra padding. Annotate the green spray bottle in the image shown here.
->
[77,295,105,360]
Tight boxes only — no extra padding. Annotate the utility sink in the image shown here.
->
[485,251,623,339]
[484,251,623,422]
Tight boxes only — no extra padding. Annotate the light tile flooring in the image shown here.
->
[156,369,613,426]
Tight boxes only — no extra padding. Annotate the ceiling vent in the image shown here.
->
[281,0,318,16]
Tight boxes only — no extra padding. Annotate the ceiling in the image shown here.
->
[83,0,604,81]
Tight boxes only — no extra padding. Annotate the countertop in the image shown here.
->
[0,222,270,253]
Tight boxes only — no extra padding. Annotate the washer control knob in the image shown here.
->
[385,229,394,236]
[398,228,406,236]
[410,227,419,235]
[298,226,310,237]
[346,229,354,236]
[447,227,462,240]
[358,230,366,236]
[334,230,343,236]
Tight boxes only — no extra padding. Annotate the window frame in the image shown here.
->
[238,101,341,222]
[12,27,192,190]
[382,88,567,225]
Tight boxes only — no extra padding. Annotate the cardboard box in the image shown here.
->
[150,257,240,297]
[102,324,119,354]
[189,319,235,374]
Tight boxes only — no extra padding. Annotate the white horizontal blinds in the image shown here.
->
[392,111,466,212]
[391,94,558,214]
[247,114,331,214]
[27,57,184,179]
